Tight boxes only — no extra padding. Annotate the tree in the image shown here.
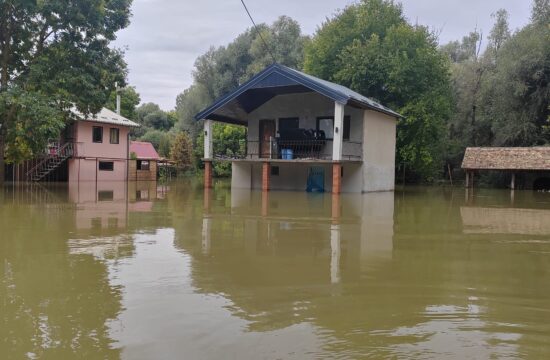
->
[170,132,193,170]
[106,86,141,120]
[176,16,308,152]
[304,0,452,179]
[0,0,131,183]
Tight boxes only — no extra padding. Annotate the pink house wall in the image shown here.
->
[68,121,130,182]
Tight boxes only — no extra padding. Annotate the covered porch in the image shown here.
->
[196,63,401,193]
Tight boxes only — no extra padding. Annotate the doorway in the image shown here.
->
[259,119,276,158]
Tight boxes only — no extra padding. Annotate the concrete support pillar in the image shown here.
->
[511,173,516,190]
[332,163,342,194]
[262,162,270,192]
[204,161,213,189]
[332,102,345,161]
[203,119,213,159]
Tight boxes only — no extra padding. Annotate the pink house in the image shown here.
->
[67,108,140,182]
[17,107,139,182]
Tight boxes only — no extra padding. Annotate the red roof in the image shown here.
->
[130,141,160,160]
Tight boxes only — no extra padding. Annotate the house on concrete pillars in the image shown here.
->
[195,64,401,193]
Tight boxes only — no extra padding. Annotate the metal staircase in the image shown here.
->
[26,142,74,182]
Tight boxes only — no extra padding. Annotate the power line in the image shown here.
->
[239,0,277,63]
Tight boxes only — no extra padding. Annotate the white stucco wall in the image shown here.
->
[362,110,397,192]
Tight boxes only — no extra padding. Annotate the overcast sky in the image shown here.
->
[112,0,533,110]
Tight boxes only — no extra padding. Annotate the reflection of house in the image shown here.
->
[461,206,550,235]
[129,141,159,181]
[196,64,401,193]
[7,107,139,182]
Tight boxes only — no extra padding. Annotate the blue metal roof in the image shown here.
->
[195,63,401,122]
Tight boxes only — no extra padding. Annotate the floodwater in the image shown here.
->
[2,181,550,359]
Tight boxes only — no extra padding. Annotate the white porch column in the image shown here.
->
[203,119,213,159]
[332,102,345,161]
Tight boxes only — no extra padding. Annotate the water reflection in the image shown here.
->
[2,184,550,358]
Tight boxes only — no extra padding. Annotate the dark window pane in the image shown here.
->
[93,127,103,143]
[98,190,114,201]
[110,128,119,144]
[343,116,351,141]
[98,161,114,171]
[137,160,150,171]
[271,166,279,176]
[278,117,299,132]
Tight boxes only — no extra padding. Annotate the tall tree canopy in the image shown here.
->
[105,86,141,121]
[304,0,452,179]
[176,16,307,141]
[443,0,550,180]
[0,0,132,182]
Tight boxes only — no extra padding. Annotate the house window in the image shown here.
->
[98,161,114,171]
[278,117,299,132]
[110,128,119,144]
[271,166,279,176]
[316,117,334,139]
[316,116,351,140]
[137,160,150,171]
[343,116,351,141]
[98,190,114,201]
[93,126,103,143]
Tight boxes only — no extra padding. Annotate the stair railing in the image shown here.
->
[25,142,75,181]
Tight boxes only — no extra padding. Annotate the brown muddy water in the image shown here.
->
[1,180,550,359]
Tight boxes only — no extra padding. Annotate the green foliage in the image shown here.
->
[443,1,550,177]
[0,0,131,181]
[193,124,246,177]
[305,0,452,180]
[132,102,175,138]
[170,132,193,170]
[175,15,308,150]
[106,86,141,120]
[139,129,173,157]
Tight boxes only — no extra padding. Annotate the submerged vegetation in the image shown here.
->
[1,0,548,183]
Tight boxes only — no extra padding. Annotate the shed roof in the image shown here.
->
[461,147,550,170]
[195,63,401,124]
[73,107,140,127]
[130,141,160,160]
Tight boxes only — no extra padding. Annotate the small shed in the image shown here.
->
[129,141,160,181]
[461,147,550,190]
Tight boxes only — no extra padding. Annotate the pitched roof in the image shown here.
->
[462,147,550,170]
[195,63,401,123]
[73,107,140,127]
[130,141,160,160]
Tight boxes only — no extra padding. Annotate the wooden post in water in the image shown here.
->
[332,163,342,194]
[510,173,516,190]
[262,162,270,192]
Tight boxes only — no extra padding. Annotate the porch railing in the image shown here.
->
[213,139,362,161]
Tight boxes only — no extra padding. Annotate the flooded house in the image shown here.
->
[195,63,401,193]
[129,141,160,181]
[9,107,139,182]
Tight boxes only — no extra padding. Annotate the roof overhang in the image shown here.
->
[195,63,401,125]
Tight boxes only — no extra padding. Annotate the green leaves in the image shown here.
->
[0,0,131,166]
[305,0,452,180]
